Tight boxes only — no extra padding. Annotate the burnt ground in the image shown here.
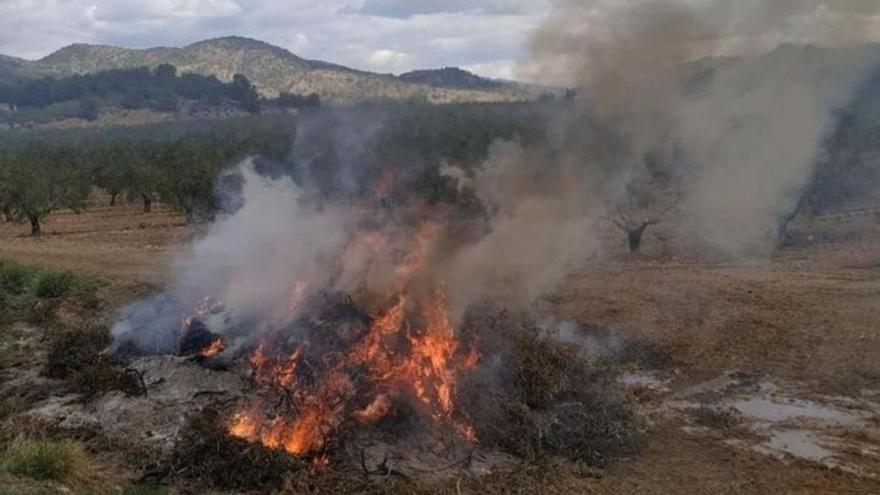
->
[1,200,879,494]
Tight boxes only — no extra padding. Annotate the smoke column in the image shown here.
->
[521,0,880,255]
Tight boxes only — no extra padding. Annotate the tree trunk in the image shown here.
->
[778,191,808,247]
[142,193,152,213]
[184,206,195,225]
[777,217,793,247]
[627,229,643,252]
[29,215,41,236]
[110,192,118,206]
[626,224,650,253]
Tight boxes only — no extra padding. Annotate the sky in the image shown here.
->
[0,0,550,80]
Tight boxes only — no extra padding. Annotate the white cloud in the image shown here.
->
[463,60,517,80]
[0,0,548,81]
[368,49,413,73]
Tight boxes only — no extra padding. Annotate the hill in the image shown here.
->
[0,54,29,85]
[399,67,504,90]
[0,37,530,105]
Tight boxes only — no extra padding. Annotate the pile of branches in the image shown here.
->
[456,308,641,467]
[159,304,640,491]
[159,407,303,489]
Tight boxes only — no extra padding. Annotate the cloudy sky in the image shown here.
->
[0,0,550,80]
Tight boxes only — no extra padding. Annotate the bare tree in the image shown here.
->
[605,175,679,253]
[776,193,808,247]
[607,203,674,253]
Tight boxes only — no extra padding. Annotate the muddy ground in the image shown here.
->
[1,199,879,494]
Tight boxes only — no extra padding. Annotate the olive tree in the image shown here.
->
[157,139,229,223]
[90,142,131,206]
[0,147,91,235]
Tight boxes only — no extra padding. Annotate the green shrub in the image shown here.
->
[2,439,93,481]
[0,264,36,296]
[33,271,77,299]
[0,264,39,325]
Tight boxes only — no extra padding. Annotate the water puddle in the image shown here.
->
[731,397,863,426]
[663,373,880,475]
[764,429,834,462]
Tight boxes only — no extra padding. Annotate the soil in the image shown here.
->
[1,199,879,494]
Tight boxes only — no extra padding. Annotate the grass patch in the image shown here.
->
[0,261,97,301]
[32,272,78,300]
[0,261,101,327]
[2,439,93,482]
[0,262,40,325]
[0,264,36,296]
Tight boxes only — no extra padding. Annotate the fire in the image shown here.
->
[354,394,392,423]
[200,338,225,358]
[224,222,481,461]
[229,411,260,439]
[393,223,438,289]
[281,410,326,455]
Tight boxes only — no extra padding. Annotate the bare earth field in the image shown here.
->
[0,200,194,288]
[2,201,880,494]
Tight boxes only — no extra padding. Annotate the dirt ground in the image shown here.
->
[1,200,879,494]
[0,197,194,288]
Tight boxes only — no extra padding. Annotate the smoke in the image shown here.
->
[522,0,880,255]
[174,163,349,321]
[441,140,599,318]
[681,45,876,252]
[112,1,880,352]
[112,161,351,352]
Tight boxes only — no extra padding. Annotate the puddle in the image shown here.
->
[731,397,863,426]
[765,430,834,462]
[657,373,880,476]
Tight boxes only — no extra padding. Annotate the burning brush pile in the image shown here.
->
[111,162,638,486]
[197,288,480,461]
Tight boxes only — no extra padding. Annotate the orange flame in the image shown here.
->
[226,222,480,461]
[354,394,392,423]
[200,338,225,358]
[229,411,260,440]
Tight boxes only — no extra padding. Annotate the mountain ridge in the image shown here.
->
[0,36,530,104]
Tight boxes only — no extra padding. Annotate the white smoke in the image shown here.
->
[112,160,351,351]
[112,1,880,352]
[521,0,880,256]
